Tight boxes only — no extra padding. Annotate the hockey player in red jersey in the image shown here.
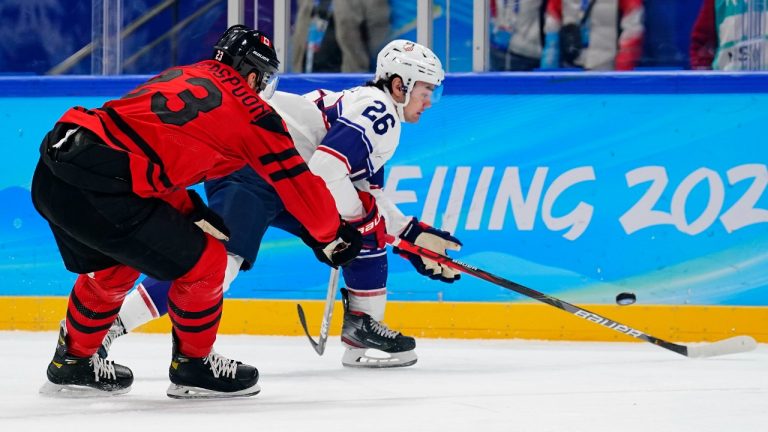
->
[96,40,462,369]
[32,25,362,398]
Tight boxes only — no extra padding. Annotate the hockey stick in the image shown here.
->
[297,266,340,355]
[387,234,757,358]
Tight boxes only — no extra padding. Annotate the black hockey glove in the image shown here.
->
[394,218,462,283]
[302,219,363,268]
[188,190,230,241]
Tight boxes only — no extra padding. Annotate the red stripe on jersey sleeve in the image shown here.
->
[316,145,352,173]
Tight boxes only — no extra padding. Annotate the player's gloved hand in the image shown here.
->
[303,219,363,268]
[188,190,230,241]
[394,218,462,283]
[348,192,386,250]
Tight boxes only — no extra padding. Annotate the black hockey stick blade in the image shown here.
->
[386,235,758,359]
[296,303,322,354]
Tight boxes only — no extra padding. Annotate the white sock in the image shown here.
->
[223,253,244,293]
[118,283,159,332]
[346,287,387,321]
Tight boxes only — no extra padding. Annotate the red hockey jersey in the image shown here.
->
[57,60,339,243]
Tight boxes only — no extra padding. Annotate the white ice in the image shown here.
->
[0,331,765,432]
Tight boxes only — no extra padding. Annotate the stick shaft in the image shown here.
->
[297,267,341,356]
[317,267,340,353]
[387,234,689,356]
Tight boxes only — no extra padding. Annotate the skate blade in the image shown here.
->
[341,347,417,368]
[166,383,261,399]
[39,381,131,398]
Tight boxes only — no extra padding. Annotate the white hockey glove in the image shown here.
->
[394,218,462,283]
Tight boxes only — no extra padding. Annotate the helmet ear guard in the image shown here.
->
[212,25,280,97]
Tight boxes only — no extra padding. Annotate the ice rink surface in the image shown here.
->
[0,331,764,432]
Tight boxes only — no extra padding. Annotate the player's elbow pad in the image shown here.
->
[308,149,351,184]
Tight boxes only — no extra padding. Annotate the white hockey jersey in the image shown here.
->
[269,86,411,235]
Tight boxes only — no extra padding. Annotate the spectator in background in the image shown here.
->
[291,0,322,72]
[541,0,644,70]
[490,0,547,71]
[292,0,389,73]
[690,0,768,70]
[333,0,391,72]
[292,0,342,72]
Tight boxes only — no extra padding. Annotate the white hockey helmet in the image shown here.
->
[375,39,445,122]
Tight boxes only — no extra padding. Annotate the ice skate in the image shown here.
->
[166,332,261,399]
[340,288,417,368]
[40,320,133,397]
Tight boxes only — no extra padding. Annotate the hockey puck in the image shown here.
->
[615,292,636,306]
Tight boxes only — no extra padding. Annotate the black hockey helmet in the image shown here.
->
[212,25,280,98]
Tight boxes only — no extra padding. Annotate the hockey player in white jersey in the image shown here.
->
[100,40,462,368]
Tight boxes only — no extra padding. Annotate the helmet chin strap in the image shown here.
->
[384,86,413,123]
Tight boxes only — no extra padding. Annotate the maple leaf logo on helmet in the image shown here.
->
[260,35,271,48]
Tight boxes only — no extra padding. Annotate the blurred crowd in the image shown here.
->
[1,0,767,75]
[294,0,768,73]
[488,0,768,72]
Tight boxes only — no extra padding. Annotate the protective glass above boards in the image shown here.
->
[3,0,768,76]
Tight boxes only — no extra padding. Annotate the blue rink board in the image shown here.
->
[1,73,767,305]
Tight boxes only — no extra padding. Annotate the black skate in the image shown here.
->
[40,320,133,397]
[340,288,417,368]
[97,316,127,358]
[166,332,260,399]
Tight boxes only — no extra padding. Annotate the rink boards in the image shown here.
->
[0,73,767,341]
[2,296,766,342]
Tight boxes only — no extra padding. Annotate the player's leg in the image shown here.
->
[109,199,259,399]
[101,166,282,356]
[32,158,140,395]
[164,235,257,399]
[100,252,244,357]
[339,249,417,368]
[33,150,258,398]
[268,203,417,367]
[41,223,139,395]
[165,168,287,398]
[120,253,244,331]
[41,267,139,396]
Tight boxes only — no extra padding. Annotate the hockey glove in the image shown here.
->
[188,190,230,241]
[349,192,386,250]
[394,218,462,283]
[303,219,363,268]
